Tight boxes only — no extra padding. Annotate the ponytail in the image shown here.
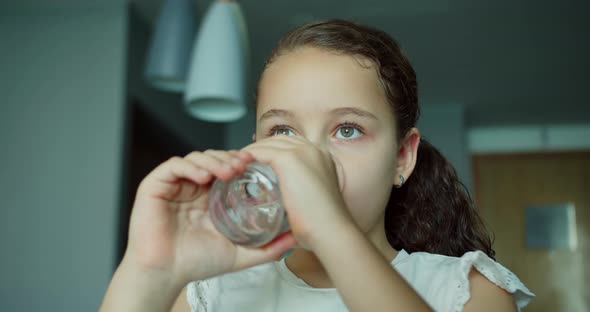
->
[385,139,495,259]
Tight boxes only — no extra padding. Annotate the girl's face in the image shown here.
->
[255,47,399,235]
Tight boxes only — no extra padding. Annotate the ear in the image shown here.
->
[395,128,420,186]
[251,133,257,142]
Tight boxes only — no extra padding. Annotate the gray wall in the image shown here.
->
[418,103,472,192]
[226,109,255,149]
[0,4,228,311]
[0,4,127,311]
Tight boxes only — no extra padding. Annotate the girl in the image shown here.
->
[101,20,534,311]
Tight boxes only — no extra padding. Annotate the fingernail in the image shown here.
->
[197,169,209,176]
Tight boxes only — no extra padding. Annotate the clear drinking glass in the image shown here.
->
[208,162,290,247]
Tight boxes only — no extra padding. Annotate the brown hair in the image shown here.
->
[256,19,495,259]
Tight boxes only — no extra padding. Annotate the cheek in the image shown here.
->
[339,154,396,232]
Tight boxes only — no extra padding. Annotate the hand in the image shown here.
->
[122,149,297,287]
[241,135,355,249]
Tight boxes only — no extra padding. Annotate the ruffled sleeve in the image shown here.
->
[186,278,220,312]
[450,250,535,311]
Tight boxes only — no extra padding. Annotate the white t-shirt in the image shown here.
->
[186,249,535,312]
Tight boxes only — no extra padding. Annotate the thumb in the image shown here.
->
[233,232,296,270]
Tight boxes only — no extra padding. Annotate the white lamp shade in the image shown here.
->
[144,0,196,92]
[184,1,249,122]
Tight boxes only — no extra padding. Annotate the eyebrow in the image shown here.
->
[258,107,379,122]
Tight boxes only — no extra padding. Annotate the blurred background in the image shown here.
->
[0,0,588,310]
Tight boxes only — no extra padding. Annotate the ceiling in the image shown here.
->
[134,0,589,126]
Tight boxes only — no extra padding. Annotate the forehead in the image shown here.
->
[256,47,390,118]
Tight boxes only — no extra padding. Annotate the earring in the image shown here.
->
[394,175,405,188]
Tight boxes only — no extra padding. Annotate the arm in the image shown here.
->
[310,217,432,312]
[463,270,517,312]
[171,286,191,312]
[99,150,294,312]
[99,256,185,312]
[100,266,191,312]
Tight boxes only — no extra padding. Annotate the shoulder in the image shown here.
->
[463,269,517,312]
[396,250,535,312]
[171,286,191,312]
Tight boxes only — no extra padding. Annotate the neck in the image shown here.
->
[284,216,397,288]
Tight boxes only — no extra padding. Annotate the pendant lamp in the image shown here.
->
[144,0,197,92]
[184,0,249,122]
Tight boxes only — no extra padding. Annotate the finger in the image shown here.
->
[227,150,240,158]
[184,151,237,182]
[240,136,312,164]
[233,232,297,269]
[237,150,255,165]
[145,156,211,188]
[261,135,308,145]
[240,145,287,168]
[243,137,302,152]
[204,150,249,172]
[229,149,255,163]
